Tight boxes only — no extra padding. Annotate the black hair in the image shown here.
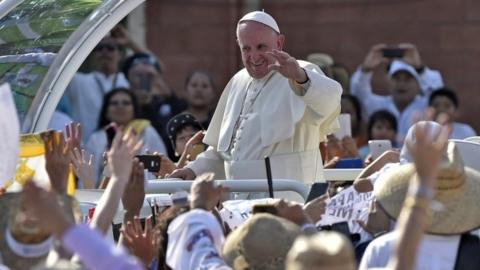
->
[367,110,397,140]
[166,113,203,150]
[428,87,459,108]
[156,206,190,270]
[341,94,362,136]
[184,69,215,90]
[121,53,162,78]
[97,88,139,129]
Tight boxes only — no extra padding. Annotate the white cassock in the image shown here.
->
[187,60,341,198]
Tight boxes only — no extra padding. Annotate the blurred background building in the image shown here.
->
[127,0,480,131]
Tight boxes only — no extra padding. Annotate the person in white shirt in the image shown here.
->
[169,11,342,190]
[86,88,167,185]
[65,33,132,145]
[350,43,444,143]
[428,87,477,139]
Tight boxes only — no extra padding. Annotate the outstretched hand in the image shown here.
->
[266,49,307,83]
[42,131,70,193]
[65,122,82,151]
[406,123,450,183]
[121,216,159,266]
[108,130,143,181]
[122,158,145,220]
[69,148,95,189]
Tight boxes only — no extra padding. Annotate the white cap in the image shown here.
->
[388,60,420,83]
[238,11,280,33]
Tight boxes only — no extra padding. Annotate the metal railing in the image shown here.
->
[145,179,311,201]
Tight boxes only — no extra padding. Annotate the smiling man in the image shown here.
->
[170,11,341,196]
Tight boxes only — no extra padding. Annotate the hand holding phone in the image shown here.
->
[135,154,161,172]
[368,140,392,160]
[382,48,405,58]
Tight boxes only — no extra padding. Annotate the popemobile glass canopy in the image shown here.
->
[0,0,144,133]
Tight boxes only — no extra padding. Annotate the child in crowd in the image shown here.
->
[428,87,477,139]
[359,110,398,160]
[166,113,205,168]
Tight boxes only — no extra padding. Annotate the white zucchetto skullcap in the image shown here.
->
[238,11,280,34]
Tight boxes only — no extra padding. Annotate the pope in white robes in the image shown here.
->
[170,11,342,191]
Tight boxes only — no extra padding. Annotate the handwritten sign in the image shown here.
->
[0,83,20,187]
[318,186,373,242]
[219,198,277,230]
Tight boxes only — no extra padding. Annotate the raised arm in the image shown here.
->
[387,123,449,270]
[90,130,143,234]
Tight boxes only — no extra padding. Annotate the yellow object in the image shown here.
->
[15,160,35,185]
[19,133,45,158]
[126,119,150,135]
[11,132,76,196]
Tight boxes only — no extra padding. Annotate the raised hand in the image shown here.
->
[190,173,227,211]
[398,43,422,69]
[65,122,82,150]
[122,158,145,221]
[342,136,359,158]
[108,130,143,181]
[42,131,70,193]
[266,49,307,82]
[406,122,450,183]
[361,44,387,72]
[121,216,159,266]
[69,148,95,189]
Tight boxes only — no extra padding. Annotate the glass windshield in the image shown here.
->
[0,0,102,124]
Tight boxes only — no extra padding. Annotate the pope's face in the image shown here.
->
[237,21,284,79]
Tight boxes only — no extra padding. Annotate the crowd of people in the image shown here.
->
[1,9,480,270]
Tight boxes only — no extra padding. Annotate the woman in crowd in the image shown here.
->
[182,69,216,128]
[359,110,398,160]
[86,88,167,185]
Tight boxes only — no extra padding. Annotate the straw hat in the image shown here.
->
[286,232,356,270]
[0,192,75,270]
[222,213,301,270]
[374,142,480,235]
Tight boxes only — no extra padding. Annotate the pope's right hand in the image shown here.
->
[168,168,196,180]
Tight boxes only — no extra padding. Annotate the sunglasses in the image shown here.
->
[94,43,118,52]
[109,100,132,107]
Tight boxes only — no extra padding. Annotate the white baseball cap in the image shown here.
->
[238,11,280,34]
[388,60,421,83]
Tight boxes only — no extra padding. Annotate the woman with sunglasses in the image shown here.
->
[86,88,167,186]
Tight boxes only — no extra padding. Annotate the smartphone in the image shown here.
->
[368,140,392,160]
[333,114,352,140]
[306,183,329,203]
[382,48,405,58]
[252,204,278,215]
[139,73,152,92]
[105,123,117,149]
[136,155,161,172]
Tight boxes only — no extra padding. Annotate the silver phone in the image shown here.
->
[368,140,392,160]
